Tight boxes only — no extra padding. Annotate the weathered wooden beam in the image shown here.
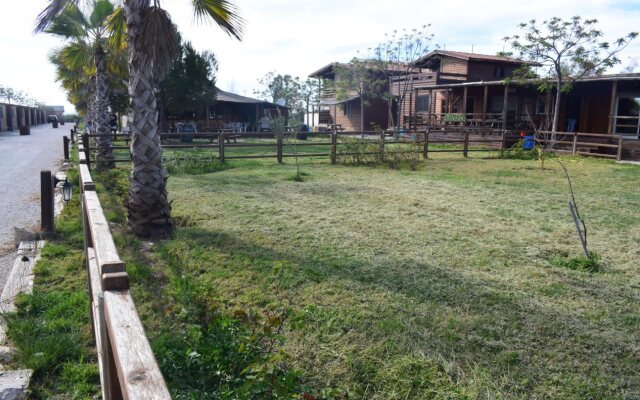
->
[608,80,618,135]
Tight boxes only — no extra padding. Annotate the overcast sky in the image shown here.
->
[2,0,639,114]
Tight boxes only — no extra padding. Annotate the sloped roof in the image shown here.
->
[416,50,529,65]
[216,88,272,104]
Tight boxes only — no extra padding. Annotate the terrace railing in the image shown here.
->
[77,144,171,400]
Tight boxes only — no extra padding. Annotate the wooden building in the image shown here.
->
[163,88,287,132]
[309,62,391,131]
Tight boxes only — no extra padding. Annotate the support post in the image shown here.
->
[41,170,55,233]
[502,84,509,131]
[379,130,385,162]
[617,135,623,161]
[423,129,429,159]
[572,132,578,155]
[63,136,70,161]
[330,131,337,164]
[501,129,507,151]
[482,85,488,132]
[462,86,468,122]
[427,89,433,129]
[608,80,618,135]
[463,130,469,157]
[277,136,283,164]
[218,132,225,163]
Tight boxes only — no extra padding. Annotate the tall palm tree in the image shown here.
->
[44,1,120,171]
[37,0,244,236]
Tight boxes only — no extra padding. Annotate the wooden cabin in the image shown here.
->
[162,88,287,132]
[309,62,391,131]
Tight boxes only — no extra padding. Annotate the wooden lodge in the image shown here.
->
[163,88,287,133]
[309,62,391,131]
[310,50,640,159]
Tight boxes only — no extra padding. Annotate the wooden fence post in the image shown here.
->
[423,129,429,159]
[277,136,283,164]
[40,170,55,233]
[463,130,469,158]
[330,131,337,164]
[70,128,75,144]
[82,133,91,170]
[501,129,507,151]
[63,136,70,161]
[378,131,385,162]
[572,133,578,155]
[218,132,225,163]
[617,135,623,161]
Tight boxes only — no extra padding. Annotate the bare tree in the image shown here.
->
[505,16,637,132]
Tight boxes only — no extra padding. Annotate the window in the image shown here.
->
[416,95,430,112]
[495,66,505,78]
[536,95,555,115]
[489,95,517,113]
[342,102,352,117]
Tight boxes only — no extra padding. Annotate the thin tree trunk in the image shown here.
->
[94,45,115,171]
[124,0,172,236]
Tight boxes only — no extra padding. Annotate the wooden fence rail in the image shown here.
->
[78,151,171,400]
[536,131,623,161]
[79,129,512,168]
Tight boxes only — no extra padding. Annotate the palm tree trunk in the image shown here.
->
[94,45,115,171]
[124,0,172,236]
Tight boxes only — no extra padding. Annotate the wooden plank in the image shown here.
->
[104,290,171,400]
[0,240,44,314]
[575,142,619,148]
[79,164,95,192]
[87,247,109,400]
[79,151,87,165]
[576,151,618,159]
[83,190,125,278]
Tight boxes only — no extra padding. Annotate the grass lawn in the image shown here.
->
[11,146,639,398]
[133,153,638,398]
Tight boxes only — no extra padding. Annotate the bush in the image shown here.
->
[501,139,538,160]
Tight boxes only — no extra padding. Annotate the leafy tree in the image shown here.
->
[504,16,638,132]
[37,0,244,236]
[255,73,318,124]
[43,0,123,170]
[159,41,218,123]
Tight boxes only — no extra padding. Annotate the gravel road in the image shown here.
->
[0,124,69,250]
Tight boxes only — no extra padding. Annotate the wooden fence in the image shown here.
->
[79,129,511,168]
[77,144,171,399]
[536,131,623,161]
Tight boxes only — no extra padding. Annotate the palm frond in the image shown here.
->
[139,6,180,78]
[90,0,115,28]
[190,0,244,40]
[106,6,127,52]
[44,2,88,38]
[35,0,78,33]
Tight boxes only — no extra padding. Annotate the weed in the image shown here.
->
[550,251,602,273]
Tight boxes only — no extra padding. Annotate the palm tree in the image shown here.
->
[37,1,244,236]
[44,1,119,171]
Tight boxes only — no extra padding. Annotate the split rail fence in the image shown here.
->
[68,128,625,170]
[77,142,171,399]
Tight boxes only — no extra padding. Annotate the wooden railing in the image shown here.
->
[78,146,171,399]
[536,131,623,161]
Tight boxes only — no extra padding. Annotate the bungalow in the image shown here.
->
[308,62,392,131]
[162,88,287,132]
[397,50,640,140]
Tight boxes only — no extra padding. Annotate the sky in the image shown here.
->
[1,0,639,114]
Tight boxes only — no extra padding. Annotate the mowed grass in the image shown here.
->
[147,154,640,398]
